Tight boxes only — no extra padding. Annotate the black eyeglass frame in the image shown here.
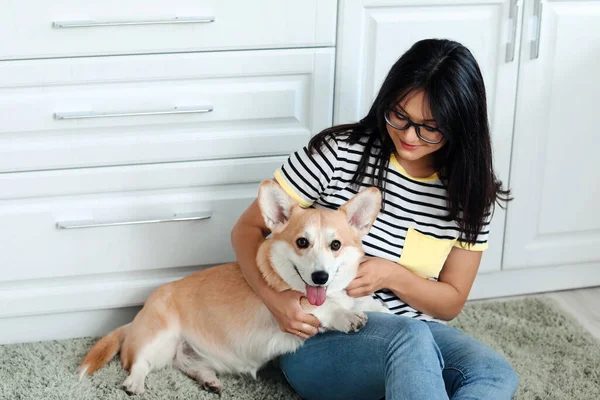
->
[384,109,445,145]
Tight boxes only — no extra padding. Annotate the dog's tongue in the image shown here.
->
[306,285,327,306]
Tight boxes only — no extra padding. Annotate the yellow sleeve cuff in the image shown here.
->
[454,241,489,251]
[273,170,313,208]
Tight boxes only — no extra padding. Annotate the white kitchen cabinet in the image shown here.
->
[2,0,600,344]
[0,0,338,344]
[471,0,600,299]
[503,0,600,269]
[334,0,524,273]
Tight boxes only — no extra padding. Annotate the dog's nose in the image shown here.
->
[311,271,329,285]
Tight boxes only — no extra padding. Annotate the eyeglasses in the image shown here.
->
[384,109,444,144]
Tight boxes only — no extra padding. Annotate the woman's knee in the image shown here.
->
[368,314,444,369]
[492,355,519,396]
[431,323,519,398]
[469,350,519,397]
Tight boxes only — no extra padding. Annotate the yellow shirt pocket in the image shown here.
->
[399,227,457,279]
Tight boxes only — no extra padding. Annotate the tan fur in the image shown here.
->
[256,240,291,292]
[79,324,128,376]
[78,181,388,395]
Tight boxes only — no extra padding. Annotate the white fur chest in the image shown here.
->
[219,305,304,377]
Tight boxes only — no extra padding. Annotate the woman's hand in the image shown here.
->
[346,256,395,297]
[262,288,321,340]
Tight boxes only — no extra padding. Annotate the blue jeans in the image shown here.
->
[279,312,518,400]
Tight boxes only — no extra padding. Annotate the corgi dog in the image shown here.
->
[78,180,390,395]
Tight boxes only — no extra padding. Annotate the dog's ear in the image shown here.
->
[339,187,381,237]
[258,180,297,232]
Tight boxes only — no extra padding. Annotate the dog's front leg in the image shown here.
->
[301,298,367,334]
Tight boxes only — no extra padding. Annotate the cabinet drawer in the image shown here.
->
[0,185,253,283]
[0,157,285,283]
[0,155,287,201]
[0,0,337,60]
[0,49,334,173]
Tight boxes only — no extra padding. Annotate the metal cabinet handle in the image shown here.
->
[530,0,543,59]
[53,105,213,120]
[505,0,520,63]
[56,212,212,229]
[52,16,215,29]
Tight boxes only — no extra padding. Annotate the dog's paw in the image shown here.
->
[202,378,223,395]
[122,376,145,396]
[349,311,368,331]
[331,310,368,333]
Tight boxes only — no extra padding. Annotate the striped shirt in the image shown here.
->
[273,135,490,323]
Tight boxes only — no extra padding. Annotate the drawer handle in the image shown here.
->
[56,212,212,229]
[53,105,213,120]
[52,16,215,29]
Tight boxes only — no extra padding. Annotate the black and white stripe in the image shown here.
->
[274,137,490,322]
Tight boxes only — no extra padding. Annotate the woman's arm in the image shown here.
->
[231,197,321,338]
[230,199,274,298]
[346,247,482,320]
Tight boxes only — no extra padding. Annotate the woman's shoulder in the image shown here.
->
[326,130,383,157]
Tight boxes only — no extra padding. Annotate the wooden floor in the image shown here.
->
[470,286,600,340]
[545,286,600,340]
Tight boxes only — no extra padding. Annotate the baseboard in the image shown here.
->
[0,306,142,345]
[469,262,600,300]
[1,262,599,344]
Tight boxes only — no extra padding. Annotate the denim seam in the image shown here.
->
[444,365,466,376]
[444,365,467,389]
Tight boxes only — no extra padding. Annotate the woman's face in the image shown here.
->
[386,90,446,164]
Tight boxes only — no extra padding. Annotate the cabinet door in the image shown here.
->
[503,0,600,269]
[334,0,523,272]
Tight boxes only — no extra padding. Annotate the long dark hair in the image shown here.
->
[308,38,511,245]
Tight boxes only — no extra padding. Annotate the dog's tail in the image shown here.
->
[78,324,128,379]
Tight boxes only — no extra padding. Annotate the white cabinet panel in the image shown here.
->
[0,0,337,60]
[0,180,269,283]
[0,49,334,173]
[0,156,286,201]
[503,0,600,269]
[334,0,523,272]
[0,155,284,283]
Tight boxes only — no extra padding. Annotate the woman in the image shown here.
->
[231,39,519,400]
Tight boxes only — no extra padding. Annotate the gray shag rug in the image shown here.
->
[1,298,599,400]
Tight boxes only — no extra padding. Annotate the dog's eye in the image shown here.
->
[330,240,341,251]
[296,237,309,249]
